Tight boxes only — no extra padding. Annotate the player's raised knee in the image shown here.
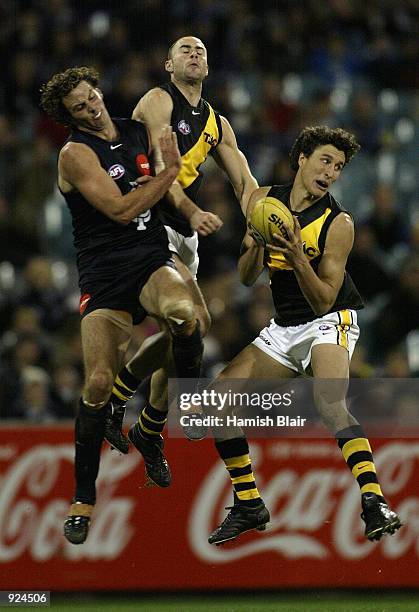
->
[163,299,196,336]
[85,369,114,405]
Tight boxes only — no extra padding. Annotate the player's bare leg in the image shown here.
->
[169,254,210,439]
[64,311,132,544]
[172,253,211,335]
[106,254,210,445]
[311,344,402,541]
[208,345,297,545]
[127,265,203,486]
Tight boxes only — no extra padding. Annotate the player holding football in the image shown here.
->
[104,36,258,464]
[206,126,402,545]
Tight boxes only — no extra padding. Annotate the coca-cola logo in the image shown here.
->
[0,443,141,562]
[2,434,419,587]
[188,441,419,563]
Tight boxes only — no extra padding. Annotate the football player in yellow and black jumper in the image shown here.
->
[41,66,207,544]
[205,126,402,545]
[105,37,258,453]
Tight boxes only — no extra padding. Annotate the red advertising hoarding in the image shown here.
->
[0,425,418,591]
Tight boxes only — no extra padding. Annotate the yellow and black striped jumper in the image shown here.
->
[157,81,223,237]
[108,83,223,441]
[266,183,385,502]
[159,83,264,504]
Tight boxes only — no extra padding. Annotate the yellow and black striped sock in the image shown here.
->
[336,425,385,501]
[110,366,139,406]
[215,437,261,507]
[138,402,168,441]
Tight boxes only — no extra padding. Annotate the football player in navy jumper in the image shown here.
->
[41,66,204,544]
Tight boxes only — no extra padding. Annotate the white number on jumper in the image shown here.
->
[132,210,151,231]
[129,181,151,231]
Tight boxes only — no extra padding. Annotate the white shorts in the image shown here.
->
[252,309,359,375]
[165,226,199,279]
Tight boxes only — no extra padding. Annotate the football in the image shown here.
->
[249,196,294,247]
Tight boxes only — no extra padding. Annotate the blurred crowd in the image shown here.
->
[0,0,418,422]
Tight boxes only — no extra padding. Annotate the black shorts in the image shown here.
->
[78,240,176,325]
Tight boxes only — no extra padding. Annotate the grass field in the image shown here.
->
[49,591,419,612]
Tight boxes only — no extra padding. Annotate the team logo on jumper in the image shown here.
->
[319,325,331,331]
[108,164,125,179]
[136,154,151,176]
[177,119,191,135]
[79,293,91,315]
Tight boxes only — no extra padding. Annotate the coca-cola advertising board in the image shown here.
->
[0,424,418,591]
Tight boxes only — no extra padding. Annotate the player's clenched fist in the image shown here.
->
[191,210,223,236]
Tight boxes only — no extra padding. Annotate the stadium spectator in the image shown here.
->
[15,256,69,332]
[0,1,417,427]
[0,333,50,418]
[50,363,82,419]
[372,254,419,357]
[364,183,410,255]
[11,365,56,423]
[346,224,392,301]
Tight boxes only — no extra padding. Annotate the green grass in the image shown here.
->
[46,592,419,612]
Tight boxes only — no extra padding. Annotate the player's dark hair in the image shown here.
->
[40,66,100,127]
[289,126,361,171]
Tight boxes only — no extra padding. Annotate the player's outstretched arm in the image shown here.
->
[133,88,174,172]
[133,88,222,236]
[211,116,258,216]
[58,127,180,225]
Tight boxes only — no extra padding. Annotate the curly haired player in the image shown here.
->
[41,66,204,544]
